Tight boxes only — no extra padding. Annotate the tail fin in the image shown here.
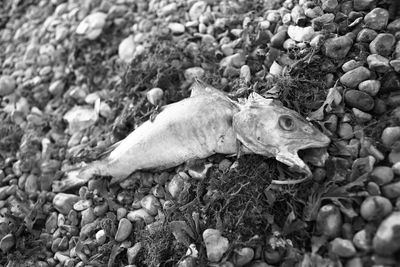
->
[52,160,107,192]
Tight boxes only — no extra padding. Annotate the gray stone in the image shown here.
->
[364,8,389,31]
[370,166,394,185]
[387,18,400,34]
[353,0,375,11]
[321,0,338,12]
[189,1,207,21]
[357,28,378,43]
[360,196,392,221]
[338,123,353,140]
[390,59,400,72]
[381,126,400,147]
[342,60,363,72]
[381,181,400,199]
[323,36,353,59]
[0,76,16,96]
[352,108,372,122]
[358,80,380,96]
[287,25,315,42]
[369,33,396,56]
[270,29,287,48]
[330,238,356,257]
[115,218,132,242]
[373,212,400,255]
[53,193,80,215]
[353,229,373,251]
[344,90,374,112]
[203,229,229,262]
[340,66,370,88]
[367,54,391,73]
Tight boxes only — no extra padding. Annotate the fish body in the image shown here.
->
[53,81,330,192]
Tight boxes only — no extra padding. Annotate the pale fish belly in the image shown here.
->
[105,95,238,179]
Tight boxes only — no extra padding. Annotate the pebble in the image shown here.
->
[0,234,15,253]
[364,8,389,31]
[75,12,107,40]
[157,2,177,17]
[321,0,338,12]
[53,193,80,215]
[168,23,185,34]
[338,123,353,139]
[81,208,95,227]
[353,0,375,11]
[203,229,229,262]
[118,35,136,64]
[316,204,342,238]
[287,25,315,42]
[231,247,254,266]
[184,67,205,82]
[352,108,372,123]
[353,229,372,251]
[291,5,306,26]
[0,76,16,96]
[340,67,370,88]
[127,242,142,264]
[369,33,396,57]
[95,229,107,245]
[73,199,92,211]
[370,166,394,185]
[390,59,400,72]
[140,195,160,216]
[381,181,400,199]
[373,212,400,255]
[270,30,287,48]
[240,65,251,84]
[168,174,185,199]
[330,238,356,257]
[115,218,132,242]
[357,28,378,43]
[344,90,374,112]
[360,196,393,221]
[342,60,362,72]
[146,88,164,106]
[388,18,400,34]
[358,80,380,96]
[63,106,99,133]
[45,212,58,233]
[381,126,400,147]
[393,162,400,175]
[127,208,154,224]
[323,36,353,59]
[189,1,207,21]
[367,54,391,73]
[24,174,38,194]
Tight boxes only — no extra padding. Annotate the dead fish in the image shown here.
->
[53,80,330,192]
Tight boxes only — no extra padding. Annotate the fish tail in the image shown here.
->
[52,160,109,192]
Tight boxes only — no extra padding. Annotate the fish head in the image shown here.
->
[233,93,330,176]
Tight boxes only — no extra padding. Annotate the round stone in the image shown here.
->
[270,30,287,48]
[53,193,80,215]
[338,123,353,139]
[115,218,133,242]
[342,60,362,72]
[381,181,400,199]
[357,28,378,43]
[370,166,394,185]
[322,36,353,59]
[352,108,372,123]
[381,126,400,147]
[358,80,381,96]
[373,212,400,255]
[340,66,370,88]
[344,90,374,112]
[0,76,16,96]
[364,8,389,31]
[330,238,356,257]
[360,196,393,221]
[316,204,342,238]
[369,33,396,57]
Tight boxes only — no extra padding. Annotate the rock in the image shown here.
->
[73,199,92,211]
[370,166,394,185]
[322,36,352,59]
[358,80,380,96]
[287,25,315,42]
[75,12,107,40]
[353,0,375,11]
[291,5,306,26]
[0,76,16,96]
[240,65,251,83]
[115,218,132,242]
[53,193,80,215]
[353,229,373,251]
[321,0,338,12]
[381,72,400,93]
[220,53,246,68]
[95,229,106,245]
[45,212,58,234]
[342,60,363,72]
[387,18,400,34]
[0,234,14,253]
[168,174,185,199]
[330,238,356,257]
[381,126,400,147]
[364,8,389,31]
[63,106,98,133]
[367,54,391,73]
[189,1,207,21]
[360,196,392,221]
[24,174,38,194]
[157,2,177,17]
[338,123,353,139]
[390,59,400,72]
[127,209,154,224]
[231,247,254,266]
[168,23,185,34]
[184,67,205,82]
[393,162,400,175]
[352,108,372,123]
[369,33,396,57]
[344,90,374,112]
[118,35,136,63]
[389,150,400,164]
[381,181,400,199]
[316,204,342,238]
[373,212,400,255]
[127,242,142,264]
[81,208,95,227]
[203,229,229,262]
[270,30,287,48]
[146,88,164,106]
[357,28,378,43]
[48,80,65,96]
[140,195,160,216]
[340,67,370,88]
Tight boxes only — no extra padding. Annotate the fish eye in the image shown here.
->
[279,115,295,131]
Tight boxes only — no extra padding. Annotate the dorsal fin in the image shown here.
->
[190,78,226,97]
[247,92,274,106]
